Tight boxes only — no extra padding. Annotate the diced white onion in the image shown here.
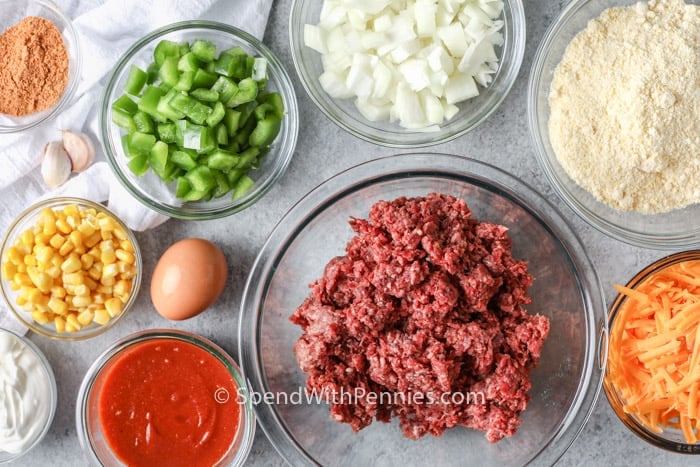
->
[305,0,504,129]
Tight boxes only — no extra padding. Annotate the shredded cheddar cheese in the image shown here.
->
[607,259,700,444]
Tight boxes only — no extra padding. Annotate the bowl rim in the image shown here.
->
[0,197,143,341]
[238,152,607,466]
[0,327,58,463]
[100,20,299,220]
[526,0,700,249]
[603,249,700,454]
[288,0,526,148]
[0,0,82,134]
[75,328,257,466]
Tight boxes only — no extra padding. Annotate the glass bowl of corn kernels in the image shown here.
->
[0,198,142,340]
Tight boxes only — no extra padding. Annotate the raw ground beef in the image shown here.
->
[290,193,550,442]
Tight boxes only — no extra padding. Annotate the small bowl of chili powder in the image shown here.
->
[76,329,255,466]
[0,0,80,133]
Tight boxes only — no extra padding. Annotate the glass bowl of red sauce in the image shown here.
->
[76,329,255,466]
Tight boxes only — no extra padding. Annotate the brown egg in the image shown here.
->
[150,238,228,320]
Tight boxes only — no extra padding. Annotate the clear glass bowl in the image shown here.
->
[289,0,526,147]
[101,21,299,220]
[76,329,256,466]
[0,0,81,133]
[604,250,700,454]
[528,0,700,249]
[0,198,142,340]
[0,327,57,464]
[239,153,607,466]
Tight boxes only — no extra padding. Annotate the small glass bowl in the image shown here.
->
[0,0,81,133]
[0,327,57,463]
[528,0,700,249]
[101,21,299,220]
[239,153,607,466]
[289,0,526,147]
[76,329,256,466]
[604,250,700,454]
[0,198,142,340]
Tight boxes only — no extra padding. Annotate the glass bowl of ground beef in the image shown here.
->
[0,0,81,133]
[528,0,700,249]
[239,153,607,466]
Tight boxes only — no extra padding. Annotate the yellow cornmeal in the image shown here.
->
[549,0,699,213]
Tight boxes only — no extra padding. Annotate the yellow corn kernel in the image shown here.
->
[96,285,113,295]
[2,261,17,279]
[48,233,66,249]
[50,254,63,268]
[20,230,34,247]
[93,309,110,325]
[102,263,118,279]
[113,228,128,241]
[48,297,68,315]
[77,309,94,326]
[35,245,54,264]
[38,207,56,223]
[16,263,26,273]
[54,316,66,332]
[23,255,36,267]
[105,298,123,317]
[88,267,101,281]
[80,253,94,269]
[45,266,61,279]
[115,249,135,265]
[61,254,82,273]
[100,240,114,252]
[101,251,116,265]
[88,247,101,260]
[9,281,21,291]
[42,220,57,236]
[98,216,116,231]
[85,232,101,248]
[15,294,27,306]
[66,312,81,329]
[92,294,105,304]
[119,240,134,253]
[58,240,75,256]
[77,222,96,237]
[63,272,84,285]
[73,284,90,297]
[31,310,51,325]
[100,230,113,241]
[55,218,71,234]
[113,280,131,298]
[70,229,84,250]
[14,243,30,256]
[25,287,43,303]
[35,233,51,245]
[50,286,66,298]
[5,246,23,265]
[100,276,115,287]
[29,271,52,294]
[84,276,98,291]
[63,204,79,217]
[14,273,33,287]
[72,295,91,308]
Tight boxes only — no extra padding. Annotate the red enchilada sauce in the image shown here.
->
[98,339,240,466]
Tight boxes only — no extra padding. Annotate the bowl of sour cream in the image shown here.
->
[0,327,57,463]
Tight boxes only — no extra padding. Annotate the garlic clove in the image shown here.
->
[41,141,72,189]
[61,130,95,173]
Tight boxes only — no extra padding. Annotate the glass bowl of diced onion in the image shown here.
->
[0,198,142,341]
[289,0,525,147]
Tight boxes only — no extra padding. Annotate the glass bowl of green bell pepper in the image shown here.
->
[101,21,299,220]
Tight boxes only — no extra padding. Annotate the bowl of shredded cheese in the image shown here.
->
[528,0,700,248]
[290,0,526,147]
[605,250,700,453]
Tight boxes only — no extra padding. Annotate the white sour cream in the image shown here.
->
[0,332,53,454]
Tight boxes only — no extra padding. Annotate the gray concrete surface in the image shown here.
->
[12,0,691,465]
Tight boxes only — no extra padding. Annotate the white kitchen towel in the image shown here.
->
[0,0,273,334]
